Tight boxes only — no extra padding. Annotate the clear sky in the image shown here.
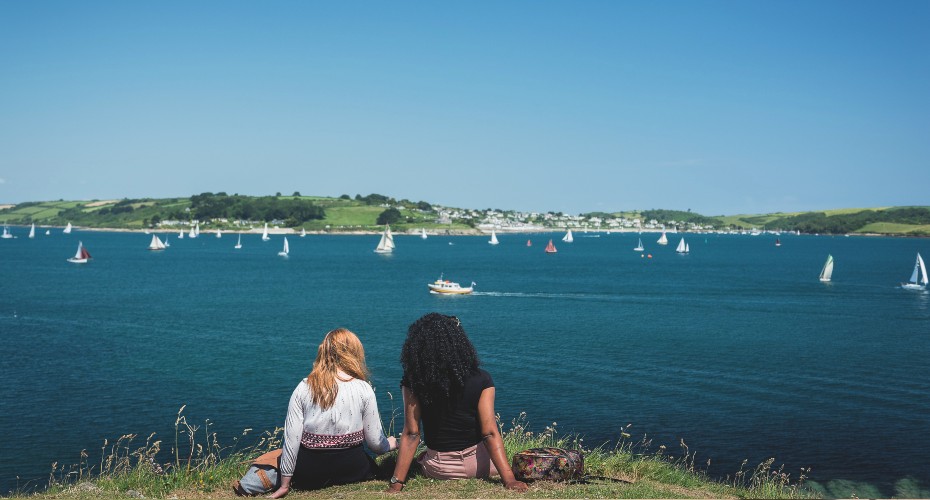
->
[1,1,927,215]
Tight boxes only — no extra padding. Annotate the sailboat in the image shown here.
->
[544,239,557,253]
[676,237,689,254]
[819,254,834,282]
[421,228,427,240]
[300,228,307,238]
[657,231,668,245]
[634,238,644,252]
[178,231,184,239]
[188,225,196,238]
[1,226,12,239]
[148,234,167,251]
[67,241,91,263]
[261,223,270,241]
[901,252,928,290]
[63,222,72,234]
[562,229,573,243]
[235,234,242,249]
[374,225,395,254]
[489,230,499,245]
[45,229,50,236]
[28,223,35,239]
[215,229,222,238]
[194,223,200,237]
[278,237,289,257]
[775,238,781,247]
[527,239,532,247]
[163,234,170,247]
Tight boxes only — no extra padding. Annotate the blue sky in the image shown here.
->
[1,1,927,215]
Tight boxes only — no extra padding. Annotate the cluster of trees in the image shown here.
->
[766,208,930,234]
[353,193,433,212]
[640,209,722,227]
[188,192,325,224]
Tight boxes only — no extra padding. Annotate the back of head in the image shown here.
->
[401,313,480,408]
[307,328,370,410]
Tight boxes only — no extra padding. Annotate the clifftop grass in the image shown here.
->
[9,409,814,499]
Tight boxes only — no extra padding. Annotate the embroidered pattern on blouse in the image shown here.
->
[300,429,364,449]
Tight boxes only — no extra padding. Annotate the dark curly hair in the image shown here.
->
[401,313,480,408]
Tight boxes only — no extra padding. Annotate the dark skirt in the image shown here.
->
[290,445,377,491]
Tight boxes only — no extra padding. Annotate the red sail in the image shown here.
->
[544,239,557,253]
[80,247,91,259]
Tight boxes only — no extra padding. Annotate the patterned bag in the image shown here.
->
[511,447,584,482]
[232,449,282,496]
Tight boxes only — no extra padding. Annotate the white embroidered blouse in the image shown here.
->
[280,377,392,477]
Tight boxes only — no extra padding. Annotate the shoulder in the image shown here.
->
[473,369,494,388]
[345,378,376,397]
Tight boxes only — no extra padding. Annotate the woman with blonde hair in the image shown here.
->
[269,328,397,498]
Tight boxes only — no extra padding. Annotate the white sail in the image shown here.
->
[63,222,72,234]
[73,242,83,259]
[374,225,395,253]
[1,226,12,239]
[489,230,499,245]
[179,231,184,239]
[29,223,35,239]
[300,228,306,238]
[657,231,668,245]
[685,242,690,252]
[421,228,427,240]
[562,229,573,243]
[215,229,221,238]
[235,234,242,249]
[163,234,170,247]
[194,223,200,237]
[676,237,687,253]
[148,234,166,250]
[903,253,928,288]
[819,254,834,282]
[189,225,196,238]
[45,229,50,236]
[634,238,644,252]
[262,223,270,241]
[278,237,289,256]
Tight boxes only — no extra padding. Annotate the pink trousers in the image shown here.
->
[417,442,499,480]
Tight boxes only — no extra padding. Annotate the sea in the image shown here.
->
[1,229,928,497]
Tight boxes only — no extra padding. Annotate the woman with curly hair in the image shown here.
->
[267,328,397,498]
[386,313,527,493]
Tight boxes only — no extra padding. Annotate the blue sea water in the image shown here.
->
[1,229,929,496]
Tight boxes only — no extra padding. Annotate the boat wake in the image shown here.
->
[471,291,623,302]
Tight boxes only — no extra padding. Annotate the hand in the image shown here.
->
[504,479,528,492]
[268,485,289,498]
[387,435,397,450]
[385,482,404,494]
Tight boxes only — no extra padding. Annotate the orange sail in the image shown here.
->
[544,239,557,253]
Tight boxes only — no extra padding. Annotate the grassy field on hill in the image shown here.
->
[12,411,818,500]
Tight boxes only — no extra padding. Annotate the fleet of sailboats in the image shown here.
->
[278,237,289,257]
[374,225,395,253]
[67,241,91,263]
[901,252,928,290]
[488,230,499,245]
[562,229,573,243]
[819,254,834,282]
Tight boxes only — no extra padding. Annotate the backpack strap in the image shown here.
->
[255,468,273,491]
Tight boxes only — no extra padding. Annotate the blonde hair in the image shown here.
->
[306,328,370,410]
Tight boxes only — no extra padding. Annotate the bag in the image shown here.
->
[232,449,282,496]
[511,447,583,482]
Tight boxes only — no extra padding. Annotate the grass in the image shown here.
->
[9,409,815,499]
[855,222,930,235]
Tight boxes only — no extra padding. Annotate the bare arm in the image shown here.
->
[477,387,528,492]
[386,386,422,493]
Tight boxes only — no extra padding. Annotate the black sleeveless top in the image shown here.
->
[404,369,494,452]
